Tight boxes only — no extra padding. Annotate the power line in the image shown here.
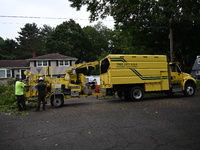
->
[0,22,114,28]
[0,15,88,20]
[0,15,114,21]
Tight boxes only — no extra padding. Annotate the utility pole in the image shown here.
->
[169,18,173,63]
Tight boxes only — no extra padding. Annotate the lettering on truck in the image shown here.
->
[116,63,138,68]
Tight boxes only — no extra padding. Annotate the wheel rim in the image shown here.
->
[133,89,142,99]
[54,98,62,107]
[187,86,194,95]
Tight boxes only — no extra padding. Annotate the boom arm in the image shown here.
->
[65,61,99,80]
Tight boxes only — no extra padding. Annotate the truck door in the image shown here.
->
[169,63,183,85]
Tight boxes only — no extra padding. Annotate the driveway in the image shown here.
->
[0,92,200,150]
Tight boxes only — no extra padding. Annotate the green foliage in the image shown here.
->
[7,77,15,85]
[46,19,89,62]
[0,84,15,105]
[0,38,18,60]
[83,22,114,61]
[1,1,199,74]
[40,24,55,55]
[197,80,200,86]
[69,0,200,72]
[16,23,44,59]
[0,78,21,114]
[0,37,4,59]
[0,79,36,115]
[196,80,200,91]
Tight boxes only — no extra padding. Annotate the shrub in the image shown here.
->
[0,84,15,105]
[0,79,36,115]
[7,77,15,85]
[197,80,200,86]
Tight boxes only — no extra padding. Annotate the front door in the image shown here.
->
[20,70,26,80]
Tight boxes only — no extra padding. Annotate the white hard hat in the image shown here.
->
[88,76,95,82]
[39,77,44,81]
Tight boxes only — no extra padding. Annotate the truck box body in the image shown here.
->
[100,54,170,92]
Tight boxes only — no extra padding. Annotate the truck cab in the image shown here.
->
[169,62,196,96]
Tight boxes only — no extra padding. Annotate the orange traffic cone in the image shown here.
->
[94,79,100,93]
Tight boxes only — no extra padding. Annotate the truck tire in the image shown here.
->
[183,83,195,97]
[129,86,144,101]
[50,95,64,108]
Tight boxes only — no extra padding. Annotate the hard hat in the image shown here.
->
[39,77,44,81]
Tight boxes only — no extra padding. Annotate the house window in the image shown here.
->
[36,61,48,67]
[0,69,12,78]
[7,70,11,77]
[59,60,69,66]
[197,70,200,75]
[197,56,200,64]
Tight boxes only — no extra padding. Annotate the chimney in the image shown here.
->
[32,52,36,58]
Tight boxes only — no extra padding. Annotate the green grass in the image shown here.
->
[0,100,37,115]
[197,80,200,91]
[0,79,38,115]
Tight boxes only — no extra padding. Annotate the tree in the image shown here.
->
[46,19,92,62]
[40,24,55,55]
[40,24,55,37]
[82,26,102,60]
[83,22,114,60]
[69,0,200,72]
[16,23,43,59]
[0,38,19,60]
[0,37,5,59]
[69,0,169,53]
[2,39,19,59]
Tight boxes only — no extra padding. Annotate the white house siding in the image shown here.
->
[29,61,73,76]
[86,75,100,85]
[191,56,200,79]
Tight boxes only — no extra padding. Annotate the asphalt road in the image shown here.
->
[0,92,200,150]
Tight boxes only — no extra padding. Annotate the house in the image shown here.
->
[0,53,77,84]
[191,56,200,79]
[0,60,29,84]
[27,53,77,77]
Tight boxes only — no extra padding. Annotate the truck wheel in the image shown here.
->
[50,95,64,108]
[184,83,195,97]
[130,86,144,101]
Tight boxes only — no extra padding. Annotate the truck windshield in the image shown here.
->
[101,58,109,74]
[170,63,182,73]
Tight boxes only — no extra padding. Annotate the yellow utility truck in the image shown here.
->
[100,54,196,100]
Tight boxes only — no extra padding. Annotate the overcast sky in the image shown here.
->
[0,0,114,40]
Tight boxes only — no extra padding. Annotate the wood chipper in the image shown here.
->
[24,61,104,107]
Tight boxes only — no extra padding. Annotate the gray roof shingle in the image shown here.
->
[0,60,29,68]
[27,53,77,61]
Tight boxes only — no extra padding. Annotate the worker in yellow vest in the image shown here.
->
[15,78,26,111]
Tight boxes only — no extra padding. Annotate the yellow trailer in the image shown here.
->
[100,54,196,100]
